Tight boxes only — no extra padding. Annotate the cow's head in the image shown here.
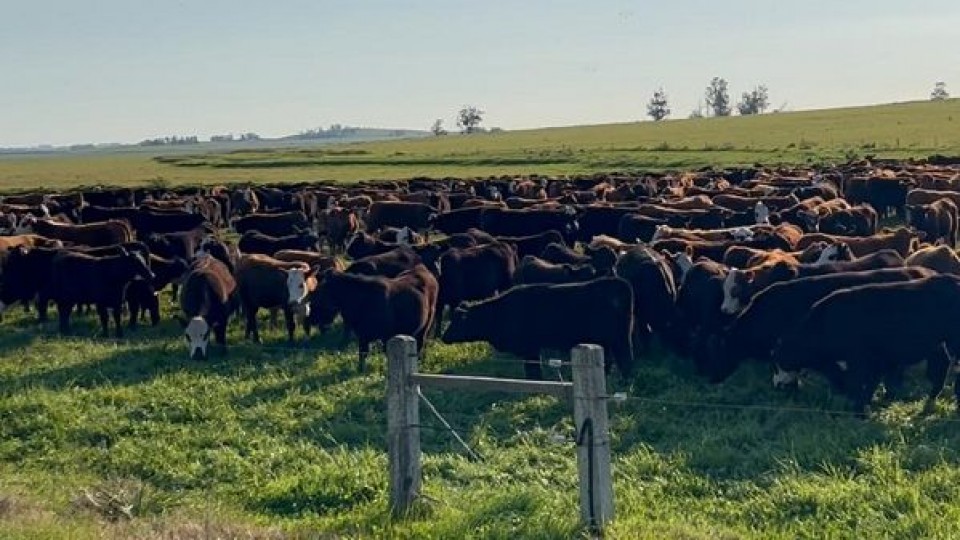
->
[122,248,156,282]
[720,267,763,315]
[813,242,851,265]
[285,266,318,308]
[181,316,211,360]
[664,248,694,285]
[754,201,770,225]
[441,303,481,344]
[396,226,413,246]
[730,227,754,241]
[651,224,670,242]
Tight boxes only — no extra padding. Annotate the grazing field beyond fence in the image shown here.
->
[1,99,959,191]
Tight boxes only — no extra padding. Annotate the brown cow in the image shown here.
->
[796,227,922,258]
[309,263,439,371]
[235,254,319,342]
[273,250,346,272]
[178,256,238,360]
[319,207,359,253]
[905,245,960,275]
[22,218,133,247]
[907,199,958,247]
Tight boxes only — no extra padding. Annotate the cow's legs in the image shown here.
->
[923,347,951,414]
[57,302,73,334]
[358,340,370,373]
[283,306,296,342]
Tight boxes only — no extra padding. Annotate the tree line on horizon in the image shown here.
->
[646,80,952,122]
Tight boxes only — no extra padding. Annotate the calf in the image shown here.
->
[235,254,318,342]
[441,277,635,378]
[178,256,238,360]
[309,264,438,371]
[47,248,155,337]
[771,275,960,414]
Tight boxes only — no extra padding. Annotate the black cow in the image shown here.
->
[771,275,960,414]
[700,267,934,383]
[238,230,321,256]
[442,277,635,379]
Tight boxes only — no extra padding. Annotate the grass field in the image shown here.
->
[1,99,959,192]
[4,101,960,538]
[3,289,960,539]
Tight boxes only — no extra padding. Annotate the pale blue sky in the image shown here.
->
[3,1,959,146]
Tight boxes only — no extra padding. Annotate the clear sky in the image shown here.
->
[3,0,959,147]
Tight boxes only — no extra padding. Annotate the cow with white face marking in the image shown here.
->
[235,254,319,343]
[178,256,237,360]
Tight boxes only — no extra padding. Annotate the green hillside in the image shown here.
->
[1,99,958,191]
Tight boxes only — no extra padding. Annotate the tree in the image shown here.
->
[646,88,671,121]
[932,81,950,101]
[705,77,731,117]
[456,106,484,134]
[430,119,447,136]
[737,85,770,115]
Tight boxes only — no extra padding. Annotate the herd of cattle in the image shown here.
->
[4,157,960,415]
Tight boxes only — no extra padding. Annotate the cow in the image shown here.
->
[435,242,517,328]
[46,248,155,337]
[719,248,906,315]
[132,208,209,237]
[346,231,406,260]
[319,207,359,253]
[815,206,879,237]
[235,254,319,342]
[126,254,190,328]
[347,247,422,278]
[617,213,674,243]
[308,264,438,371]
[673,259,730,356]
[441,277,635,379]
[652,233,792,263]
[432,207,487,235]
[364,201,437,234]
[22,218,133,247]
[723,241,851,269]
[480,207,579,242]
[230,188,260,216]
[613,245,681,352]
[795,227,922,258]
[177,256,238,360]
[238,230,321,256]
[771,275,960,414]
[906,188,960,209]
[540,242,617,276]
[699,267,934,383]
[233,211,310,237]
[712,194,799,213]
[907,199,958,247]
[273,250,346,272]
[494,230,565,259]
[515,255,596,285]
[905,245,960,275]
